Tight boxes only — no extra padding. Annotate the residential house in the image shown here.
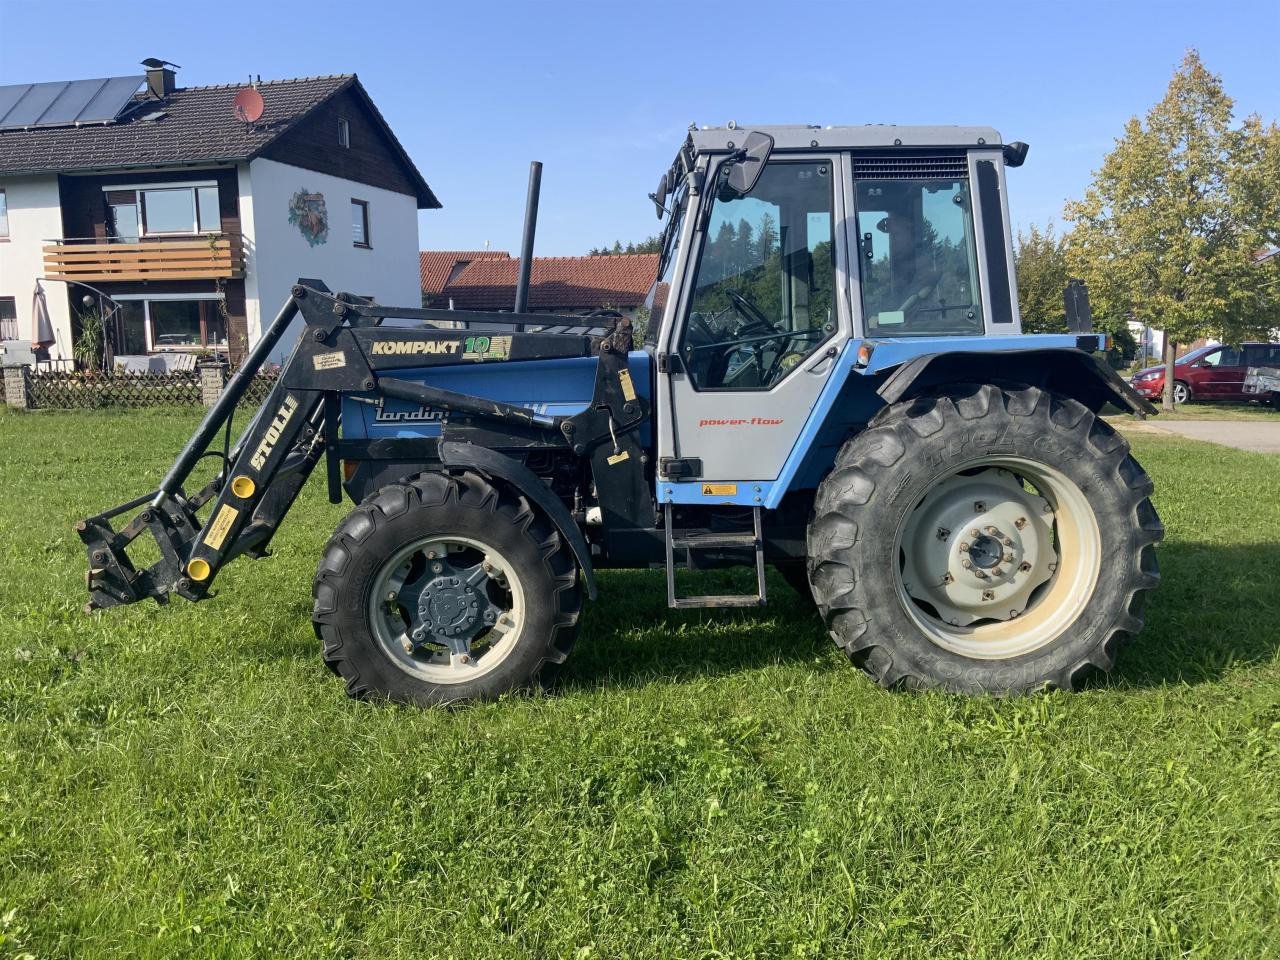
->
[0,59,437,366]
[421,250,659,322]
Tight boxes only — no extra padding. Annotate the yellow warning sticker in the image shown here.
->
[607,450,630,465]
[204,504,240,550]
[701,483,737,497]
[618,368,637,402]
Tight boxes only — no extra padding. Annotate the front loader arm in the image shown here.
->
[80,281,352,609]
[79,281,652,611]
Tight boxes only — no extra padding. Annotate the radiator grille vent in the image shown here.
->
[852,154,969,180]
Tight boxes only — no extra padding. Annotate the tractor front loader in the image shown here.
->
[81,124,1163,705]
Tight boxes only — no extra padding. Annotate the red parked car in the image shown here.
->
[1130,342,1280,405]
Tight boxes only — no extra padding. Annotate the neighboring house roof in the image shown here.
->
[432,253,660,312]
[419,249,511,299]
[0,73,439,208]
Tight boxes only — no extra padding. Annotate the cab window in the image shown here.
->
[854,178,983,336]
[679,160,835,390]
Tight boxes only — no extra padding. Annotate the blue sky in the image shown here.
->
[1,0,1276,256]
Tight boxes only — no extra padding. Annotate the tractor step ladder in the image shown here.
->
[664,502,767,609]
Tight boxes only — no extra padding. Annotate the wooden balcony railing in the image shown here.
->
[43,235,245,283]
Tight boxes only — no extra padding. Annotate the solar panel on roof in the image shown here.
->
[0,75,143,130]
[33,78,106,126]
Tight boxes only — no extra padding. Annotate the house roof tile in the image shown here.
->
[435,253,659,311]
[419,249,511,297]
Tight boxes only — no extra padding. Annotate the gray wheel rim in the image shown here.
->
[1174,382,1189,403]
[368,534,525,684]
[895,457,1101,660]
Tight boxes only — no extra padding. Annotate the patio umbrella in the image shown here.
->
[31,281,55,351]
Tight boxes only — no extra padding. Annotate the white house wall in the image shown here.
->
[0,175,72,359]
[246,157,421,357]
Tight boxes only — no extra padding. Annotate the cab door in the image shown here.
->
[657,154,850,498]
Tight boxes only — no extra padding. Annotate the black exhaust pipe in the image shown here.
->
[513,160,542,313]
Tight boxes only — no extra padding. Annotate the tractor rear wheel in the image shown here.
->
[807,384,1162,694]
[312,470,580,706]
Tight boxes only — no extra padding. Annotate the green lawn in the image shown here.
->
[1,408,1278,959]
[1148,400,1280,421]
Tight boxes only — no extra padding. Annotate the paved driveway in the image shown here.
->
[1143,419,1280,454]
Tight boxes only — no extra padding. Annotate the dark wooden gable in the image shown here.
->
[258,86,430,204]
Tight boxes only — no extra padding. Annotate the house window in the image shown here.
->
[103,182,220,238]
[0,189,8,239]
[338,117,350,148]
[0,296,16,340]
[351,199,370,248]
[115,297,227,354]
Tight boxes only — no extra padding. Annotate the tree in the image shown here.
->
[587,235,663,256]
[1064,49,1280,411]
[1014,223,1070,333]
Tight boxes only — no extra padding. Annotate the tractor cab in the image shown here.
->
[644,125,1030,506]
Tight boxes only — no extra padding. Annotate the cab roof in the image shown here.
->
[687,124,1003,153]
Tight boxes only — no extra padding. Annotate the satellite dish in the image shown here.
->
[232,87,264,123]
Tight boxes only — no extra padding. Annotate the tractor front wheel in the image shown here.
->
[807,384,1162,693]
[312,470,580,706]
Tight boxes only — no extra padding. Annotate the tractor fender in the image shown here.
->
[875,347,1157,418]
[438,442,598,600]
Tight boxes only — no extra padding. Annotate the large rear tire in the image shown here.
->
[807,384,1162,694]
[312,470,580,706]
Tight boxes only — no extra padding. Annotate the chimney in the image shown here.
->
[141,58,179,99]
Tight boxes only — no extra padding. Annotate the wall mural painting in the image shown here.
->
[288,189,328,246]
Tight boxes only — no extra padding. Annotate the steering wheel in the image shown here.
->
[725,288,772,328]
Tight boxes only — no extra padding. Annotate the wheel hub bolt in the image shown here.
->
[959,541,970,552]
[1003,552,1015,563]
[969,529,980,538]
[984,526,999,536]
[991,567,1004,577]
[387,591,396,601]
[459,655,471,665]
[1002,538,1013,547]
[961,559,972,569]
[974,569,988,579]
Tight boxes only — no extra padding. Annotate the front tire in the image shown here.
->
[807,384,1162,694]
[1172,380,1192,404]
[312,470,581,706]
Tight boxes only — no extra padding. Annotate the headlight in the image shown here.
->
[1134,371,1161,382]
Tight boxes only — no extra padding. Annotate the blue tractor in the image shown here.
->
[80,125,1162,704]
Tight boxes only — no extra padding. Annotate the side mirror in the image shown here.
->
[651,172,669,220]
[724,131,774,198]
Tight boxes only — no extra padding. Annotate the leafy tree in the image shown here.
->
[587,235,663,256]
[1064,49,1280,410]
[1014,224,1070,333]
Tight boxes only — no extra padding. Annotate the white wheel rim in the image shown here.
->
[894,457,1101,660]
[368,535,526,684]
